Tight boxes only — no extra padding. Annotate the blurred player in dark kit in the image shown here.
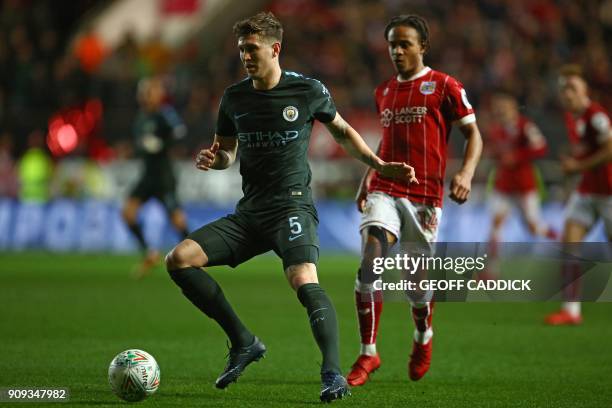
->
[122,77,189,277]
[347,14,483,386]
[545,65,612,325]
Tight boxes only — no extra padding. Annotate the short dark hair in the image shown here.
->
[559,64,584,79]
[233,12,283,43]
[384,14,430,52]
[490,88,516,100]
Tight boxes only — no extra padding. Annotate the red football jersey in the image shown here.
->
[564,102,612,195]
[490,116,547,193]
[369,67,475,207]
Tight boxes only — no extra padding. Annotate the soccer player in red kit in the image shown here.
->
[347,15,483,386]
[545,65,612,325]
[487,91,557,249]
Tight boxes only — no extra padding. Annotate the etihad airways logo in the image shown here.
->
[380,106,427,127]
[237,130,299,148]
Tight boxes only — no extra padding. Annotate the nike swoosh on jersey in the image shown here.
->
[234,112,249,119]
[288,234,304,242]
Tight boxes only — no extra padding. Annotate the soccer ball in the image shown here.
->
[108,349,160,402]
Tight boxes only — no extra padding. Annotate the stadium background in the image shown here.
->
[0,0,610,251]
[1,1,612,407]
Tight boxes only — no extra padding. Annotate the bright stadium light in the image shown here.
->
[56,124,78,153]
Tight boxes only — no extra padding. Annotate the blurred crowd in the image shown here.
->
[0,0,610,201]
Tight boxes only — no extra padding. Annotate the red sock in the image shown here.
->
[546,228,559,240]
[489,238,499,258]
[411,301,434,333]
[355,290,383,345]
[482,239,500,281]
[562,261,581,301]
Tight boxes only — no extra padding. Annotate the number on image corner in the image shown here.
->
[289,216,302,235]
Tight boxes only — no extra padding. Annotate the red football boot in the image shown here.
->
[409,301,434,381]
[408,339,432,381]
[544,310,582,326]
[347,354,381,386]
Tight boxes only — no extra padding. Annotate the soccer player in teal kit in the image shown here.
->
[164,12,417,402]
[122,77,189,277]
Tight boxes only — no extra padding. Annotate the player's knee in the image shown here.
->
[169,209,186,229]
[359,226,393,283]
[359,256,380,284]
[165,239,207,271]
[364,226,393,255]
[121,199,140,225]
[122,205,137,224]
[285,263,318,291]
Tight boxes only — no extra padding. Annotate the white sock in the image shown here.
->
[562,301,581,317]
[414,328,433,345]
[360,343,377,356]
[355,278,376,294]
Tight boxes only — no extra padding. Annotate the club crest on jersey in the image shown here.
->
[283,106,299,122]
[419,81,436,95]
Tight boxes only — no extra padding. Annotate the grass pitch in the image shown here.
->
[1,253,611,407]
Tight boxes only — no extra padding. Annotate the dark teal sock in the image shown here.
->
[169,267,254,348]
[180,228,189,239]
[297,283,341,374]
[127,223,147,251]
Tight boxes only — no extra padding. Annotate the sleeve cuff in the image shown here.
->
[454,113,476,126]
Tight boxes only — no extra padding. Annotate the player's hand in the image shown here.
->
[560,155,582,174]
[449,170,472,204]
[378,162,418,184]
[355,188,368,213]
[196,142,219,171]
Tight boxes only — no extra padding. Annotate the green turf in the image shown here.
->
[1,253,611,407]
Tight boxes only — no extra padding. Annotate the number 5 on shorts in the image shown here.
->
[289,216,302,235]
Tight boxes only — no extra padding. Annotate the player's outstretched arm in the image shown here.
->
[196,135,238,171]
[450,122,483,204]
[324,112,418,183]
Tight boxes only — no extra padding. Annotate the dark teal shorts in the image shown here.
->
[188,207,319,270]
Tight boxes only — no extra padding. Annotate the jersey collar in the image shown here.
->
[396,66,431,82]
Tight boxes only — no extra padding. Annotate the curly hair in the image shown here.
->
[559,64,584,79]
[384,14,430,52]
